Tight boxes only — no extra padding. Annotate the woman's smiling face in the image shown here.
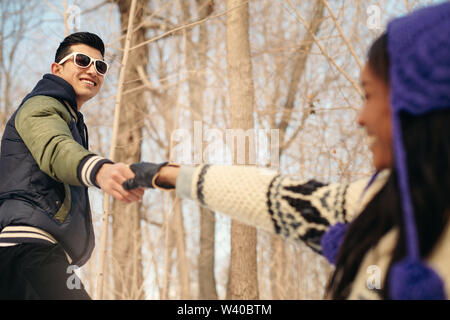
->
[358,63,393,171]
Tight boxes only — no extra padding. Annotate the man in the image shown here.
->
[0,32,144,299]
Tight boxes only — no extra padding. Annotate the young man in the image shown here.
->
[0,32,144,299]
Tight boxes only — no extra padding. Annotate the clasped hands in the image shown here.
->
[96,162,178,203]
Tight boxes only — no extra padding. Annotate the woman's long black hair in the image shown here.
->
[326,33,450,299]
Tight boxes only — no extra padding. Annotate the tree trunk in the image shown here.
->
[111,0,149,300]
[225,0,258,300]
[172,194,191,299]
[270,236,285,299]
[180,0,218,300]
[161,206,175,300]
[297,247,304,300]
[198,207,217,299]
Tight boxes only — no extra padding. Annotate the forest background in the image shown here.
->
[0,0,442,300]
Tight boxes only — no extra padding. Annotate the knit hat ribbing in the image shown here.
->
[388,3,450,116]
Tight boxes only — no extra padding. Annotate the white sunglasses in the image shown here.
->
[58,52,109,75]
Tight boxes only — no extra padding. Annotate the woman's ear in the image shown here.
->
[51,62,62,75]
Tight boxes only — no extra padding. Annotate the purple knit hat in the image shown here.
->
[386,1,450,300]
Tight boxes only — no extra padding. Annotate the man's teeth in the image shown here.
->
[81,79,95,86]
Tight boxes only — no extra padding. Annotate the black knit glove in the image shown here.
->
[123,162,173,190]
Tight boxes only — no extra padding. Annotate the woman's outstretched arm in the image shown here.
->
[127,163,389,255]
[173,165,388,253]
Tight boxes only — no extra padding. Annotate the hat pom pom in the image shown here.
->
[320,222,348,265]
[389,259,446,300]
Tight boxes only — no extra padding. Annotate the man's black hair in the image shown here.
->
[55,32,105,63]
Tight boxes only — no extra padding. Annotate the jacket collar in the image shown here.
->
[21,74,79,115]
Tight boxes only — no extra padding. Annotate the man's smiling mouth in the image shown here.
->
[80,78,96,86]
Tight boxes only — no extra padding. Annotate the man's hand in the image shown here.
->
[96,162,145,203]
[123,162,179,190]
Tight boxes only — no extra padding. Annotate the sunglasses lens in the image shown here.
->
[95,61,108,75]
[74,53,91,68]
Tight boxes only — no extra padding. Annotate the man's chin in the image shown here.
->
[75,93,98,107]
[78,87,98,97]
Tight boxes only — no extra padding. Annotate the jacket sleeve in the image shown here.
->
[176,164,389,253]
[15,95,111,187]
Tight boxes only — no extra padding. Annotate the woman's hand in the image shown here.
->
[122,162,180,190]
[156,165,180,188]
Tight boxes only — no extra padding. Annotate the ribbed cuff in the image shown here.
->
[175,166,196,199]
[77,154,114,188]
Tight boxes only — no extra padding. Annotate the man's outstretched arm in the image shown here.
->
[15,96,144,203]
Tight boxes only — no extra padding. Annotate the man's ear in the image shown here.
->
[51,62,62,75]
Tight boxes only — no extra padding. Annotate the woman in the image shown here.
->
[124,2,450,299]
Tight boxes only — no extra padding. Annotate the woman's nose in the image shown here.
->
[357,106,367,127]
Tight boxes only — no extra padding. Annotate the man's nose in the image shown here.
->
[86,62,97,75]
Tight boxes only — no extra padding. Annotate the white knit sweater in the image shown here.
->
[175,165,450,299]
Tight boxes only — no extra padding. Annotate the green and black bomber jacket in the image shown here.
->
[0,74,112,266]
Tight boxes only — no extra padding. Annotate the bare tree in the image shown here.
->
[225,0,259,300]
[180,0,218,300]
[0,0,39,132]
[270,0,325,300]
[111,0,149,300]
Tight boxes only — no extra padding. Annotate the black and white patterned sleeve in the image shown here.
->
[176,164,389,254]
